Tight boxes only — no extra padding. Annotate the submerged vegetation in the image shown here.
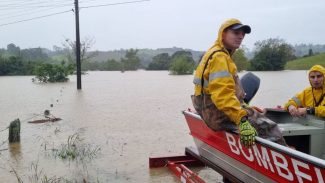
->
[168,51,196,75]
[0,130,101,182]
[249,38,296,71]
[51,133,100,161]
[28,161,67,183]
[33,61,74,83]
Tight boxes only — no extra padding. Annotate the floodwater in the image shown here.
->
[0,70,310,182]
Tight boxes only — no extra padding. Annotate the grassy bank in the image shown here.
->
[285,53,325,70]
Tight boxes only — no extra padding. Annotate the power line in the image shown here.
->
[0,0,150,27]
[0,6,68,21]
[0,0,73,18]
[80,0,150,9]
[0,0,72,8]
[0,3,72,10]
[0,10,72,27]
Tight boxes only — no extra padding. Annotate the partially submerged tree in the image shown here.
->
[250,38,295,71]
[0,56,37,75]
[147,53,171,70]
[169,51,195,75]
[121,49,141,71]
[105,59,122,71]
[33,61,74,83]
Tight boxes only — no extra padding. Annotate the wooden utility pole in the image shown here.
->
[74,0,82,89]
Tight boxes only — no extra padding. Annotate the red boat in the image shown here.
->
[150,73,324,182]
[182,108,325,183]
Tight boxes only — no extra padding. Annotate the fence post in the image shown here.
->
[9,119,20,143]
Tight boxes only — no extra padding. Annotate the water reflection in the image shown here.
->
[9,142,22,160]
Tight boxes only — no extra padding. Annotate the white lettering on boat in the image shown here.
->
[252,145,275,172]
[238,140,254,162]
[226,133,240,155]
[315,167,324,183]
[225,132,324,182]
[292,158,312,183]
[271,150,294,180]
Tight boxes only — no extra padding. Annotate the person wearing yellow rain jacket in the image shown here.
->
[192,18,287,147]
[285,65,325,118]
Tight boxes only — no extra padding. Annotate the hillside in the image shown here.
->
[285,53,325,70]
[89,47,204,67]
[293,44,325,57]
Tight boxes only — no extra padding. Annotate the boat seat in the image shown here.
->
[279,122,324,158]
[279,122,324,136]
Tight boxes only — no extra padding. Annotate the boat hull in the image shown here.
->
[183,110,325,183]
[193,137,275,183]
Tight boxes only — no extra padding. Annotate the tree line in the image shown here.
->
[0,38,322,82]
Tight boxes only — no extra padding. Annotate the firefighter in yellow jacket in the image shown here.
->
[192,18,256,147]
[192,18,287,147]
[285,65,325,117]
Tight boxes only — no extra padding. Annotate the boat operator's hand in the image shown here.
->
[288,105,307,117]
[288,105,300,117]
[239,116,257,147]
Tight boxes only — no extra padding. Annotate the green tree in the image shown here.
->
[250,38,295,71]
[7,43,20,56]
[169,51,195,75]
[308,49,314,56]
[0,56,23,75]
[0,48,5,55]
[23,60,41,75]
[0,56,11,75]
[7,56,23,75]
[105,59,121,71]
[81,60,100,71]
[232,48,249,72]
[147,53,171,70]
[33,61,74,83]
[121,49,140,71]
[0,55,40,76]
[20,47,49,62]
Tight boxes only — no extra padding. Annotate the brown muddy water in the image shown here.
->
[0,70,310,182]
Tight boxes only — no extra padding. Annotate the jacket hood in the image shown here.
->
[308,64,325,88]
[211,18,245,54]
[309,65,325,75]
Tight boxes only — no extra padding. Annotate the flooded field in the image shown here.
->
[0,70,309,182]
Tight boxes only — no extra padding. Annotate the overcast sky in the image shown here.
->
[0,0,324,51]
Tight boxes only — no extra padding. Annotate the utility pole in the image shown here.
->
[74,0,82,89]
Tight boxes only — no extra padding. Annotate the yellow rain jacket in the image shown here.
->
[284,65,325,117]
[193,18,247,125]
